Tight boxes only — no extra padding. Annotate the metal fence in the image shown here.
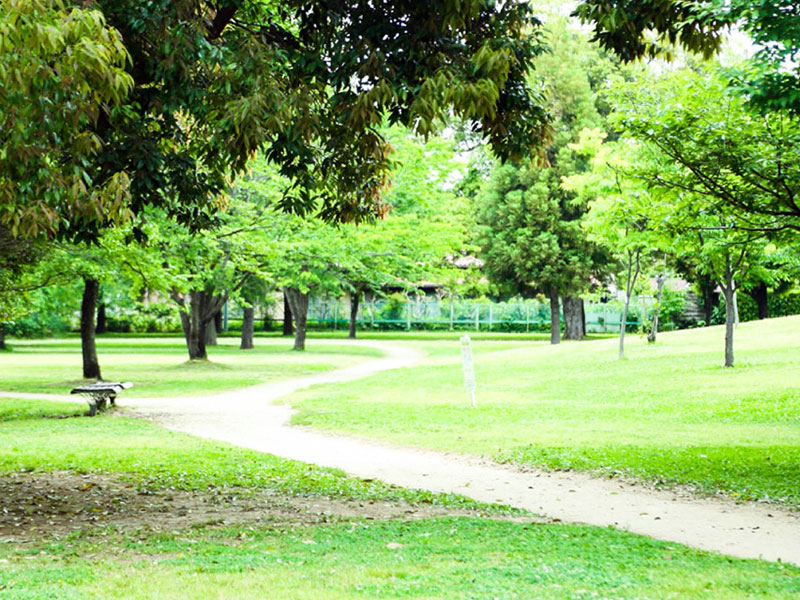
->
[227,296,656,333]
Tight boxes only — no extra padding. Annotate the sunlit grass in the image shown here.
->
[1,336,381,398]
[290,316,800,505]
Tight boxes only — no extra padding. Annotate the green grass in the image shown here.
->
[0,400,488,509]
[3,399,799,598]
[3,518,799,599]
[0,398,86,420]
[289,316,800,506]
[0,336,381,398]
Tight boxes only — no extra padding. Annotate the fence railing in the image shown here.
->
[225,296,656,333]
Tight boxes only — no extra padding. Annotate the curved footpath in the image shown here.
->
[8,341,799,565]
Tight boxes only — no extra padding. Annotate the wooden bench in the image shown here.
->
[70,382,133,416]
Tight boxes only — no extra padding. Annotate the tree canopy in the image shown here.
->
[575,0,800,114]
[610,67,800,233]
[0,0,133,239]
[2,0,558,244]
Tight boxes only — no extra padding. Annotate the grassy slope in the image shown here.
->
[290,316,800,505]
[2,401,799,599]
[0,337,380,397]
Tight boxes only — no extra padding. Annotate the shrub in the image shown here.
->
[769,291,800,317]
[129,303,181,333]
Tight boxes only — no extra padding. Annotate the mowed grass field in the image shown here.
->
[2,399,798,599]
[0,336,381,398]
[289,316,800,506]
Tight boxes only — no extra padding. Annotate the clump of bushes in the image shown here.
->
[108,303,182,333]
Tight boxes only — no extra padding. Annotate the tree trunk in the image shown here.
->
[285,287,309,351]
[562,296,585,340]
[548,290,560,345]
[81,277,102,380]
[188,290,206,359]
[722,286,735,367]
[748,282,769,320]
[619,295,630,360]
[185,290,225,360]
[96,302,107,334]
[282,291,293,336]
[178,305,191,343]
[733,286,740,326]
[240,306,255,349]
[721,262,735,368]
[172,290,206,360]
[205,317,218,346]
[647,275,667,343]
[619,249,641,360]
[698,274,716,325]
[349,291,360,339]
[0,323,6,350]
[214,310,223,333]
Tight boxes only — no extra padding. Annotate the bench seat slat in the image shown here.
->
[70,382,133,395]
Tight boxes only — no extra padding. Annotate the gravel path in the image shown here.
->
[9,341,799,565]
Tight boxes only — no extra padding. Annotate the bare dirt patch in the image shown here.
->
[0,472,505,544]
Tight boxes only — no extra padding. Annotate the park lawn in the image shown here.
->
[0,400,476,505]
[0,336,381,398]
[2,400,799,600]
[4,519,800,600]
[289,316,800,506]
[0,397,87,420]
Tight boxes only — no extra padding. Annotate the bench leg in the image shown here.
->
[87,394,107,416]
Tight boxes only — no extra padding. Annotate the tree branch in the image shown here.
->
[208,4,239,40]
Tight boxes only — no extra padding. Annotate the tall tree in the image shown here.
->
[474,22,614,344]
[29,242,123,379]
[564,129,664,359]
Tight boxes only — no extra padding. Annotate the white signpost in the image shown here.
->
[460,335,476,408]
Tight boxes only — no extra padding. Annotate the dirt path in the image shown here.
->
[9,341,799,565]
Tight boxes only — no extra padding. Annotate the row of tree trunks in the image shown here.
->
[81,278,102,379]
[284,287,309,351]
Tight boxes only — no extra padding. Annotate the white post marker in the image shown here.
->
[460,334,476,408]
